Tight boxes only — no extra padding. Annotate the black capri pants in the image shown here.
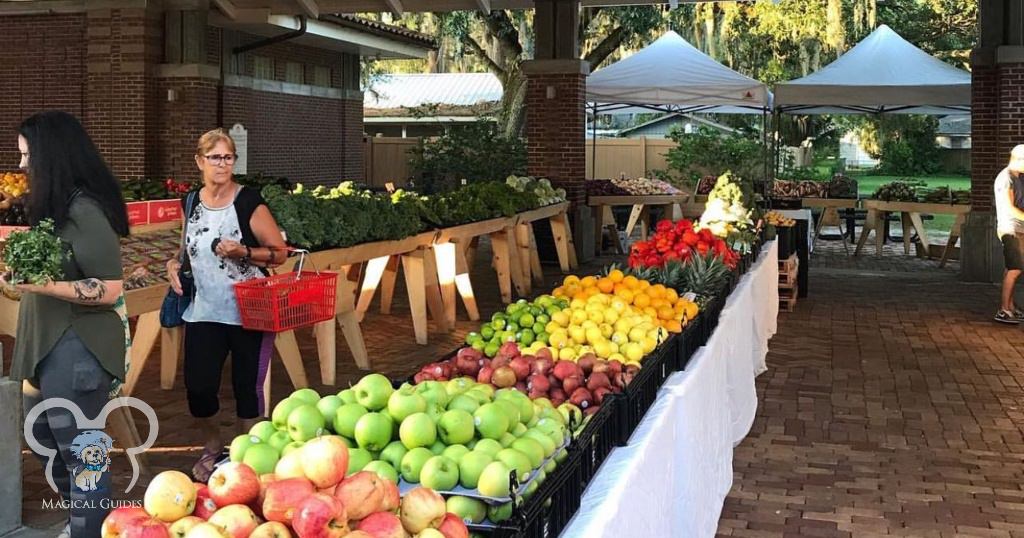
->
[184,321,274,419]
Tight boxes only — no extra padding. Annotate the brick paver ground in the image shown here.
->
[717,239,1024,537]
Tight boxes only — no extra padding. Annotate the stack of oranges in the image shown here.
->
[552,269,698,334]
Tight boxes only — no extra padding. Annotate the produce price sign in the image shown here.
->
[126,201,149,226]
[149,199,183,224]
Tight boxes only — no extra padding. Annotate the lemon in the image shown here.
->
[559,347,577,361]
[568,326,587,345]
[600,324,614,339]
[585,327,604,344]
[545,321,562,334]
[608,342,620,354]
[587,310,605,324]
[641,337,657,354]
[593,340,614,358]
[611,332,629,345]
[611,299,628,313]
[609,352,627,364]
[602,308,619,324]
[614,319,633,334]
[570,310,588,325]
[623,342,644,362]
[548,331,569,349]
[628,327,647,343]
[551,311,570,327]
[581,320,598,331]
[570,299,586,310]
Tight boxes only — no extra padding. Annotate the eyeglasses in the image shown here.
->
[203,154,237,166]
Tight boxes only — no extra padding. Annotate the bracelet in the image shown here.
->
[243,245,252,262]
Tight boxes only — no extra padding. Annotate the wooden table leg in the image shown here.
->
[812,208,828,250]
[433,242,458,327]
[490,229,515,304]
[274,331,309,389]
[900,212,913,255]
[563,213,579,269]
[940,213,964,268]
[423,247,450,332]
[909,212,930,259]
[313,317,336,384]
[855,209,876,256]
[356,256,390,321]
[123,311,161,396]
[526,223,545,286]
[603,206,623,254]
[379,255,400,315]
[593,204,604,254]
[401,251,430,344]
[453,243,480,321]
[513,222,533,296]
[465,236,480,270]
[550,213,573,273]
[625,204,644,239]
[876,211,887,257]
[160,326,183,390]
[109,405,150,476]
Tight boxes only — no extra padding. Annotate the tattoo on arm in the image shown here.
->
[72,278,107,302]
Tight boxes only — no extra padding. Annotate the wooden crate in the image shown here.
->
[779,253,799,289]
[779,285,798,313]
[779,253,799,273]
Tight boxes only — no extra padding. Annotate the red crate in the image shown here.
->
[234,271,338,332]
[149,199,182,223]
[126,202,149,226]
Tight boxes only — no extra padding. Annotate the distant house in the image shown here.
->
[615,113,737,139]
[364,73,502,137]
[936,116,971,149]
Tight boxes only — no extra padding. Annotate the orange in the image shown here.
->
[650,298,666,309]
[573,292,589,303]
[633,293,651,308]
[583,286,599,298]
[649,284,666,299]
[666,319,683,333]
[637,280,651,291]
[563,275,580,287]
[642,306,658,319]
[664,288,679,303]
[580,275,598,289]
[597,277,615,294]
[683,302,699,320]
[657,306,675,320]
[553,286,566,297]
[608,269,625,283]
[615,288,634,304]
[622,275,639,289]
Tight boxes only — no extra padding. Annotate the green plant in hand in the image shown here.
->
[3,219,66,285]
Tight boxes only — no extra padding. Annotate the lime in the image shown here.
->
[546,305,562,317]
[537,332,550,344]
[532,322,546,334]
[520,329,536,346]
[471,340,486,352]
[481,326,495,340]
[518,313,535,327]
[465,332,481,345]
[484,342,500,357]
[491,319,506,331]
[536,314,550,325]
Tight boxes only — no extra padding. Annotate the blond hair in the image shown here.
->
[196,128,236,157]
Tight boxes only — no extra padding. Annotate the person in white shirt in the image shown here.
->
[993,145,1024,323]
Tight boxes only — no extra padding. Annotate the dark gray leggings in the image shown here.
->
[23,329,114,537]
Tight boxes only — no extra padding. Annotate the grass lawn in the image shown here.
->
[846,173,971,236]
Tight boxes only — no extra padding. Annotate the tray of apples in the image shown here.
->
[101,437,471,538]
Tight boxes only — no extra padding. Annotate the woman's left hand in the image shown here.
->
[0,273,48,294]
[214,239,248,259]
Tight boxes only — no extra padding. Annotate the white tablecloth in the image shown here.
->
[561,241,779,538]
[777,208,813,253]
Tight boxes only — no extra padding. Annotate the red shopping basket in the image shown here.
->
[234,250,337,332]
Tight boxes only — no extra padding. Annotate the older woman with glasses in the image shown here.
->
[166,128,286,481]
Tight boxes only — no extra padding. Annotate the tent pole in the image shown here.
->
[591,103,598,180]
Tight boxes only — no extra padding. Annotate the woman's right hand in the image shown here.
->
[167,259,183,296]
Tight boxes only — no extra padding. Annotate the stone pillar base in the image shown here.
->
[0,378,23,535]
[960,212,1003,282]
[573,205,595,264]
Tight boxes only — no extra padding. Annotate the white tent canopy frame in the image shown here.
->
[774,24,971,115]
[585,30,774,180]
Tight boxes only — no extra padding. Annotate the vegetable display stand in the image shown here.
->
[512,202,578,295]
[854,200,970,261]
[801,197,858,253]
[435,215,525,307]
[588,194,692,254]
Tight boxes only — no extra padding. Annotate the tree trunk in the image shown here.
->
[498,68,527,137]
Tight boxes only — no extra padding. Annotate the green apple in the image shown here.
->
[420,455,459,491]
[477,461,512,497]
[400,447,434,483]
[229,434,260,462]
[554,447,568,464]
[466,439,477,450]
[497,391,534,424]
[522,480,539,500]
[495,449,531,481]
[469,384,495,400]
[428,440,447,455]
[474,403,510,440]
[337,388,357,404]
[447,496,487,524]
[333,403,368,438]
[511,438,544,469]
[535,418,568,446]
[316,395,344,428]
[437,410,475,445]
[424,402,445,423]
[354,373,394,411]
[543,459,557,474]
[511,423,528,437]
[458,451,493,489]
[535,469,547,485]
[268,430,292,452]
[271,398,303,429]
[287,404,326,442]
[415,381,450,408]
[537,407,566,426]
[533,397,554,409]
[282,441,305,456]
[248,421,277,442]
[462,389,491,406]
[558,403,583,428]
[498,433,517,448]
[241,443,279,475]
[347,447,373,475]
[492,400,521,430]
[523,430,557,457]
[446,377,475,397]
[399,412,437,449]
[380,440,409,470]
[442,444,470,462]
[472,438,503,457]
[290,388,321,404]
[387,385,427,422]
[447,394,481,415]
[487,502,514,523]
[354,412,393,451]
[364,460,399,483]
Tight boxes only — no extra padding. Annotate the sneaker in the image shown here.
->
[1013,309,1024,322]
[995,310,1020,324]
[57,522,70,538]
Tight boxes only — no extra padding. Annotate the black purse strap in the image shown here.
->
[179,191,198,268]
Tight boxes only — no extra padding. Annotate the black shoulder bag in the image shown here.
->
[159,191,198,328]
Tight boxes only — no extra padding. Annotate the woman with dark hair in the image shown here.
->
[5,111,128,538]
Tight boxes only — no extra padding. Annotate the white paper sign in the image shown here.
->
[230,123,248,175]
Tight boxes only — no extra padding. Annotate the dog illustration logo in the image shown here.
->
[69,430,112,492]
[24,397,158,493]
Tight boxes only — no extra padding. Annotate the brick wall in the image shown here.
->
[341,96,365,180]
[148,76,219,181]
[971,64,999,211]
[525,72,587,205]
[0,14,86,164]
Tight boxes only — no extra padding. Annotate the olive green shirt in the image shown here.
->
[11,196,126,382]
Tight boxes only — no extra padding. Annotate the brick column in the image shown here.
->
[523,59,593,261]
[341,91,365,181]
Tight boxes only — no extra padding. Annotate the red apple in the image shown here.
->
[356,512,407,538]
[552,361,578,381]
[531,357,554,376]
[592,360,610,375]
[250,522,292,538]
[593,386,611,405]
[584,405,601,416]
[607,360,623,376]
[194,483,219,520]
[207,504,259,538]
[169,516,204,538]
[577,354,596,376]
[491,367,516,388]
[333,471,385,520]
[535,347,553,361]
[498,342,521,359]
[208,463,261,507]
[122,516,171,538]
[569,388,593,410]
[301,436,350,489]
[527,374,550,394]
[413,372,434,384]
[514,381,528,394]
[562,375,582,394]
[380,478,401,513]
[587,372,611,391]
[263,477,316,524]
[102,506,150,538]
[343,532,374,538]
[293,493,349,538]
[436,513,469,538]
[181,522,231,537]
[490,355,511,370]
[549,387,567,402]
[508,357,531,381]
[528,389,547,400]
[476,366,494,384]
[399,487,446,534]
[454,348,482,376]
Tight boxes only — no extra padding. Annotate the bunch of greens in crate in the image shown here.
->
[872,180,922,202]
[920,186,971,205]
[121,178,169,201]
[423,181,540,226]
[3,219,66,285]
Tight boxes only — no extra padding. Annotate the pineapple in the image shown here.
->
[681,253,732,302]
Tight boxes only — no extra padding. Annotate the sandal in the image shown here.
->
[191,447,222,483]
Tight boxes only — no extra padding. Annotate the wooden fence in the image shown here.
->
[363,136,681,187]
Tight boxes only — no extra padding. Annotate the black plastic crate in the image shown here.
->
[571,394,620,485]
[612,335,679,446]
[674,317,703,371]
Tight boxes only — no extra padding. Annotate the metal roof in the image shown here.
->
[365,72,503,110]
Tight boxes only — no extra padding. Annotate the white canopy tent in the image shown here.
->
[774,25,971,115]
[587,30,773,115]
